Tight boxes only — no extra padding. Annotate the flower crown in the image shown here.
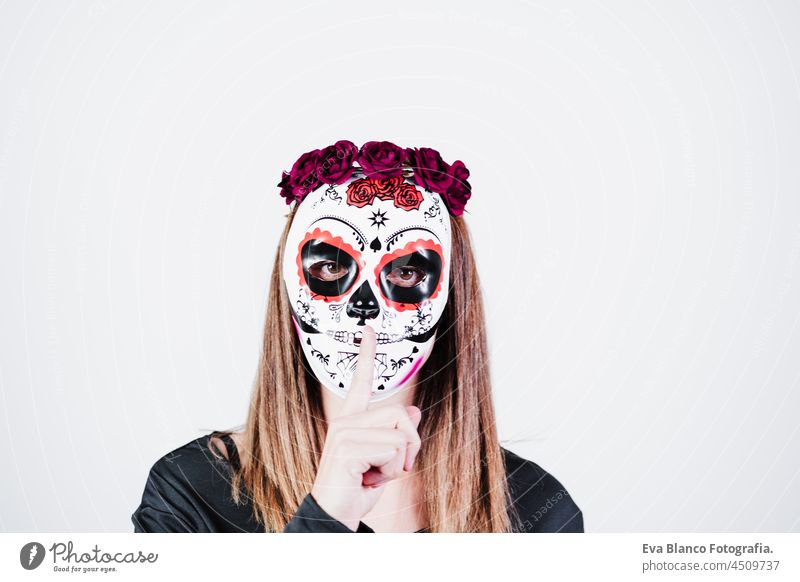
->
[276,140,472,216]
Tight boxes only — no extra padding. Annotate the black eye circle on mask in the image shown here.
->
[378,249,442,304]
[300,240,359,298]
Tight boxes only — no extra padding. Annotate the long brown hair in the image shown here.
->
[217,206,522,532]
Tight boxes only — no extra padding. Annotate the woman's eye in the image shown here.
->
[386,266,426,288]
[308,261,348,281]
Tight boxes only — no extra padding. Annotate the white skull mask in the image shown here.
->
[282,175,452,402]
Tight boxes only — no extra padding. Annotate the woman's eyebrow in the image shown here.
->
[308,215,368,251]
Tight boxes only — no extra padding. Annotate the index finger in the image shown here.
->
[336,325,376,418]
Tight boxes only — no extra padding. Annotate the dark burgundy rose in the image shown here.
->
[345,178,377,208]
[393,183,423,211]
[317,140,358,184]
[355,141,408,179]
[284,148,323,201]
[372,176,405,200]
[406,147,454,194]
[441,159,471,216]
[277,171,296,205]
[449,159,470,185]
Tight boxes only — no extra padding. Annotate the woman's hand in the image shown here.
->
[310,325,422,531]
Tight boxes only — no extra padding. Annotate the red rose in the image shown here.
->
[356,141,408,179]
[393,183,423,211]
[346,178,377,208]
[317,140,358,184]
[372,176,404,200]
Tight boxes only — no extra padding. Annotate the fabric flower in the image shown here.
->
[277,171,297,205]
[406,147,454,194]
[278,148,322,203]
[356,141,408,179]
[317,140,358,184]
[441,159,471,216]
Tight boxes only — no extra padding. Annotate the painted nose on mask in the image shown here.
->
[346,280,379,325]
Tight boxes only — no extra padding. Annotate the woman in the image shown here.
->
[131,140,584,533]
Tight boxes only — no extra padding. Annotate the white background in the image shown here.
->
[1,0,799,532]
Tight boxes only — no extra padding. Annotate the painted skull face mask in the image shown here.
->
[282,175,452,402]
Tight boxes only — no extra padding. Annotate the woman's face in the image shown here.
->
[282,175,452,402]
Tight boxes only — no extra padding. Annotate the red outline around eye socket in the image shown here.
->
[374,238,445,311]
[296,227,364,302]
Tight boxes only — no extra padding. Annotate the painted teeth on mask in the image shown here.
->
[326,330,405,345]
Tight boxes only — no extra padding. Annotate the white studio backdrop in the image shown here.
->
[1,0,799,532]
